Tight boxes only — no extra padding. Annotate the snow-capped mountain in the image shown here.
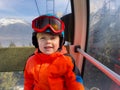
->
[0,18,33,47]
[0,18,29,26]
[89,2,120,48]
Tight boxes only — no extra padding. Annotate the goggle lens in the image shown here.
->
[32,16,64,33]
[49,18,61,30]
[35,18,49,29]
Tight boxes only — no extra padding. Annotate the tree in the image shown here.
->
[9,41,16,47]
[0,72,18,89]
[0,42,2,48]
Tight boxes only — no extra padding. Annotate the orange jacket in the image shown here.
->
[24,49,84,90]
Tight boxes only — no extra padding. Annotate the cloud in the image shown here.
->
[0,0,18,11]
[0,0,35,13]
[0,0,37,17]
[0,0,71,21]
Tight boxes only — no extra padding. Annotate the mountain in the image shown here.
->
[89,2,120,48]
[0,18,33,47]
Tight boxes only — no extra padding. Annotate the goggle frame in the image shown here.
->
[32,15,65,34]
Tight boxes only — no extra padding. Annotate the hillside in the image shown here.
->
[89,3,120,48]
[0,18,33,47]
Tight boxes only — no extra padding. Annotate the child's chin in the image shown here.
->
[44,51,54,55]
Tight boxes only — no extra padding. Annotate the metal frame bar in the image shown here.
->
[75,45,120,86]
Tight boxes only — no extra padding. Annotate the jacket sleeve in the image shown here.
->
[64,54,81,75]
[64,54,83,83]
[24,59,34,90]
[48,56,84,90]
[64,57,84,90]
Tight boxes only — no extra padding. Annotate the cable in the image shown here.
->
[34,0,40,15]
[63,0,70,15]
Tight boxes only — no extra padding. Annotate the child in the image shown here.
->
[24,14,84,90]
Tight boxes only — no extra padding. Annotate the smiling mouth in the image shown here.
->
[44,46,53,49]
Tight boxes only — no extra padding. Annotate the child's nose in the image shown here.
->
[46,38,51,43]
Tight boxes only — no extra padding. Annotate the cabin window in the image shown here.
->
[0,0,72,89]
[84,0,120,90]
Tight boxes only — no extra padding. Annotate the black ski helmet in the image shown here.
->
[32,14,65,50]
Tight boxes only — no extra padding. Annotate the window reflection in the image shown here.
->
[84,0,120,90]
[0,0,71,48]
[0,0,71,89]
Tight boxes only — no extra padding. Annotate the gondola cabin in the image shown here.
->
[0,0,120,89]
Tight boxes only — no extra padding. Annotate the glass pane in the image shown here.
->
[0,0,72,89]
[84,0,120,90]
[0,0,71,48]
[0,72,24,89]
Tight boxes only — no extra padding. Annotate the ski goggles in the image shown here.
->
[32,15,65,34]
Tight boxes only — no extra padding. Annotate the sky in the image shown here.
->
[0,0,71,22]
[1,0,120,22]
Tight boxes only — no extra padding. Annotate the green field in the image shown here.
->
[0,47,35,72]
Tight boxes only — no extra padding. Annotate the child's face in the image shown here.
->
[37,33,60,55]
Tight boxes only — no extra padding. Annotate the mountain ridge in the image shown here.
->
[0,18,33,47]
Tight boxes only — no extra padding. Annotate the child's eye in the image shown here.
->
[50,36,56,40]
[40,37,46,40]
